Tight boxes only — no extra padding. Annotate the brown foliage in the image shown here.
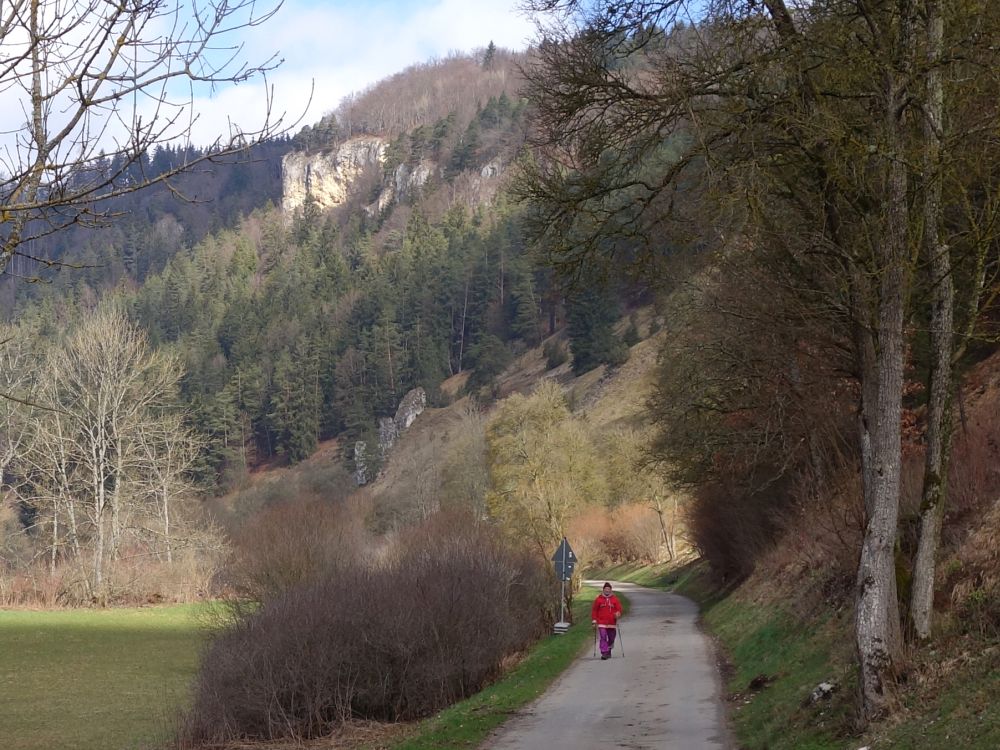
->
[566,506,612,568]
[600,503,663,564]
[180,511,554,745]
[336,51,524,139]
[941,397,1000,638]
[222,496,372,602]
[687,478,798,584]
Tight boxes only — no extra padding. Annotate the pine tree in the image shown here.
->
[565,280,627,375]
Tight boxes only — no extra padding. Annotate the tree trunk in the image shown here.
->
[911,0,951,641]
[67,496,81,560]
[111,445,124,561]
[92,440,106,593]
[163,477,173,565]
[50,506,58,576]
[459,279,469,372]
[855,44,912,720]
[651,493,674,561]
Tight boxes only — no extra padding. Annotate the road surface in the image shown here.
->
[483,581,731,750]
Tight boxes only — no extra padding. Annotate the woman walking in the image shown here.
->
[591,582,623,659]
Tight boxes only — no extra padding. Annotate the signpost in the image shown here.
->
[551,537,576,634]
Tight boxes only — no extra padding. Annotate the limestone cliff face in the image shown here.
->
[282,136,387,213]
[367,161,437,216]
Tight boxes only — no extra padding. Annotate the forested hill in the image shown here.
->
[0,138,292,315]
[6,48,637,494]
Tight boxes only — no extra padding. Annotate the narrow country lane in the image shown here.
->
[482,582,732,750]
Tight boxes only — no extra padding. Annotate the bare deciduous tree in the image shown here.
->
[136,413,202,565]
[16,304,202,596]
[0,0,292,275]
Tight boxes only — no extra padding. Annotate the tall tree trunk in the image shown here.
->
[651,494,671,559]
[50,505,58,576]
[67,496,81,561]
[111,445,124,561]
[911,0,951,641]
[855,38,912,719]
[385,326,396,396]
[92,440,106,593]
[459,279,469,372]
[162,477,173,565]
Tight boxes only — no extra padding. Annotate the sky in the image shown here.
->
[186,0,536,145]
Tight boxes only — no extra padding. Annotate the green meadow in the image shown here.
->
[0,605,206,750]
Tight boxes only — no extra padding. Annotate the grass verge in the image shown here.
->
[876,642,999,749]
[382,585,616,750]
[590,562,854,750]
[591,561,1000,750]
[0,605,206,750]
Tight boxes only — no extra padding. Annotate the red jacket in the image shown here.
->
[591,592,622,627]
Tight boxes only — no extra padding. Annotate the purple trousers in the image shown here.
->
[598,625,617,656]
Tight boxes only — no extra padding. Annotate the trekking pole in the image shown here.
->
[593,624,598,658]
[617,622,625,658]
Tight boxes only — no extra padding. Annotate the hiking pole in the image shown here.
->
[617,622,625,658]
[593,624,598,658]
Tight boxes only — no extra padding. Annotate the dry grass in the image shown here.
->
[573,331,664,427]
[204,720,416,750]
[493,331,573,399]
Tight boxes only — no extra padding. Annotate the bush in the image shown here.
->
[688,478,795,583]
[601,503,663,563]
[222,496,372,601]
[466,335,512,393]
[543,338,569,370]
[181,512,555,745]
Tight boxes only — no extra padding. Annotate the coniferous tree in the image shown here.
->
[565,279,627,375]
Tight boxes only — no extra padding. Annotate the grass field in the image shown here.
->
[0,605,206,750]
[0,588,634,750]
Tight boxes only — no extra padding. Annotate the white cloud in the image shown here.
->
[184,0,535,145]
[0,0,534,170]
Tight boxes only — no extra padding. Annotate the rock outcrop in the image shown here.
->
[353,387,427,485]
[480,157,503,179]
[282,136,387,214]
[353,440,369,487]
[367,161,436,216]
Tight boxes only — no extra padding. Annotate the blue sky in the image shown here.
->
[186,0,535,144]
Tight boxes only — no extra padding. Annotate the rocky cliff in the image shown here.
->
[354,387,427,486]
[281,136,387,213]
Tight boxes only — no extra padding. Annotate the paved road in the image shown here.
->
[483,582,731,750]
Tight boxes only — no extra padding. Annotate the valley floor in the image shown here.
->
[0,605,206,750]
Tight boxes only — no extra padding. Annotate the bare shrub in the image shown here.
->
[567,506,612,568]
[0,564,71,607]
[687,477,799,584]
[943,401,1000,637]
[0,548,223,607]
[180,511,553,745]
[0,492,226,606]
[949,496,1000,639]
[100,544,226,606]
[223,496,372,602]
[439,408,490,517]
[947,400,1000,519]
[601,503,663,564]
[213,458,355,529]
